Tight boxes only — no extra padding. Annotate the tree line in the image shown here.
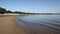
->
[0,7,31,14]
[1,7,55,15]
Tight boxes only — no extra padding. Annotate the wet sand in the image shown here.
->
[0,15,28,34]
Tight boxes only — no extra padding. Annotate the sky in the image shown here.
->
[0,0,60,13]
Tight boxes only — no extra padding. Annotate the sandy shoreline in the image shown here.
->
[0,15,60,34]
[0,15,28,34]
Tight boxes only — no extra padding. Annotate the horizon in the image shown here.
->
[0,0,60,13]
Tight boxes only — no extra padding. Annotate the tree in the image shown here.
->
[7,10,12,13]
[0,7,7,14]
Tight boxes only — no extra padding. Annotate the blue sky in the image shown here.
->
[0,0,60,13]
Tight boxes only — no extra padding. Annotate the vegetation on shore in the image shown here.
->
[0,7,60,15]
[0,7,36,15]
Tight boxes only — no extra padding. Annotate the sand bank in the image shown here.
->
[0,15,28,34]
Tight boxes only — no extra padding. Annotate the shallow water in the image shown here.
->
[16,15,60,34]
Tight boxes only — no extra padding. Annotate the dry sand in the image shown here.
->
[0,15,28,34]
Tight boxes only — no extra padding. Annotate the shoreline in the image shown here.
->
[0,15,60,34]
[0,15,28,34]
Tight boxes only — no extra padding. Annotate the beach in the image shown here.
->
[0,15,28,34]
[0,15,60,34]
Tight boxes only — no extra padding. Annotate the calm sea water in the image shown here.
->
[16,15,60,34]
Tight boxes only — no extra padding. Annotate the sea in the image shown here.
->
[16,15,60,34]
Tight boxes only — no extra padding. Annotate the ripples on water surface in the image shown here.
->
[16,15,60,34]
